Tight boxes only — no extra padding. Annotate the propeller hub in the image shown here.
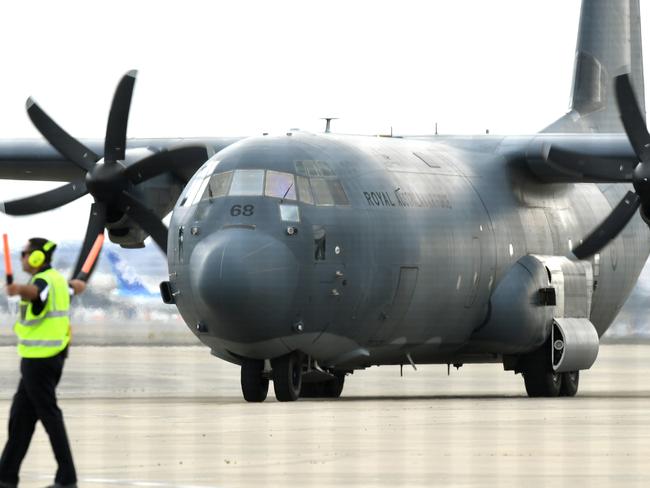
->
[85,160,129,202]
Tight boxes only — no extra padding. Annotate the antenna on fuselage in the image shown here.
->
[321,117,338,133]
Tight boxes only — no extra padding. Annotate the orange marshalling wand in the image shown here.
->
[77,233,105,282]
[2,234,12,285]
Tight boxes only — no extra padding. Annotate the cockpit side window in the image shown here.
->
[265,171,296,200]
[296,176,314,205]
[199,171,233,202]
[310,178,335,206]
[190,177,211,206]
[293,160,349,206]
[327,180,349,205]
[178,167,208,207]
[230,170,265,196]
[177,157,221,207]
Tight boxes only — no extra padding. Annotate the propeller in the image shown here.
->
[1,71,209,280]
[571,74,650,260]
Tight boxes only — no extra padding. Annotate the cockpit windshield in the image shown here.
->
[178,160,349,207]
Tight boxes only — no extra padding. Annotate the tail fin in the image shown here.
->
[106,250,157,298]
[542,0,645,133]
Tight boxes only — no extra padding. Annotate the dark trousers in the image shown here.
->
[0,349,76,485]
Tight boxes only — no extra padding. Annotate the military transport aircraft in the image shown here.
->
[0,0,649,402]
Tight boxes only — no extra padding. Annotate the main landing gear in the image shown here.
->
[520,344,580,397]
[240,352,347,402]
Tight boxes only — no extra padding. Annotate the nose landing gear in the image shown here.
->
[240,352,348,402]
[241,358,269,402]
[272,352,303,402]
[300,372,346,398]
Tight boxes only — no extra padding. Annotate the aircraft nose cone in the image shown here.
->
[190,229,299,341]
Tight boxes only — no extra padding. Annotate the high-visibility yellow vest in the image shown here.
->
[14,268,71,358]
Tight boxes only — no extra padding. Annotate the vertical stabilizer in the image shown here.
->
[542,0,645,133]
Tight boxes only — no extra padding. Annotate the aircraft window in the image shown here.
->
[327,180,350,205]
[190,177,211,206]
[304,161,320,177]
[316,161,335,176]
[296,176,314,205]
[200,171,233,202]
[229,170,265,196]
[309,178,349,206]
[178,158,222,207]
[203,157,221,175]
[179,167,209,207]
[295,160,335,177]
[265,171,296,200]
[313,225,326,260]
[279,204,300,222]
[310,178,335,206]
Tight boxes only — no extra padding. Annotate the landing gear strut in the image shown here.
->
[241,358,268,402]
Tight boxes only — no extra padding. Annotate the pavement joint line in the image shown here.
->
[82,479,221,488]
[27,474,221,488]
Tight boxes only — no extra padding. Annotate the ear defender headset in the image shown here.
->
[28,241,56,268]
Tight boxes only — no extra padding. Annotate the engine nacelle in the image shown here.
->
[551,318,599,372]
[470,254,595,355]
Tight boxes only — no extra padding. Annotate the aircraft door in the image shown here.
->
[308,222,354,333]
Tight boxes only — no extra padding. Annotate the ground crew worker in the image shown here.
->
[0,238,86,488]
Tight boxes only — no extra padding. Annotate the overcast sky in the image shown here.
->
[0,0,647,248]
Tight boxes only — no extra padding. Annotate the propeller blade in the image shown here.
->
[572,191,641,260]
[26,98,99,171]
[615,74,650,163]
[124,146,209,184]
[0,181,88,216]
[545,146,635,182]
[116,191,168,253]
[72,202,107,279]
[104,70,137,163]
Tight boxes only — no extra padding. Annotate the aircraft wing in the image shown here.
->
[522,133,637,183]
[0,137,242,182]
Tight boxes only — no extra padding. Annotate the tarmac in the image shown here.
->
[0,344,647,487]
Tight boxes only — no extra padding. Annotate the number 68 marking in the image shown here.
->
[230,204,255,216]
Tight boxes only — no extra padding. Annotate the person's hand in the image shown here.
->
[68,279,86,295]
[6,283,20,296]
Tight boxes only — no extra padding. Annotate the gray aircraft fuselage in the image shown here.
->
[168,131,650,370]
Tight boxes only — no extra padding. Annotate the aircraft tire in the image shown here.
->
[300,373,345,398]
[299,382,324,398]
[523,365,561,397]
[322,373,345,398]
[241,359,269,402]
[559,371,579,397]
[272,352,302,402]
